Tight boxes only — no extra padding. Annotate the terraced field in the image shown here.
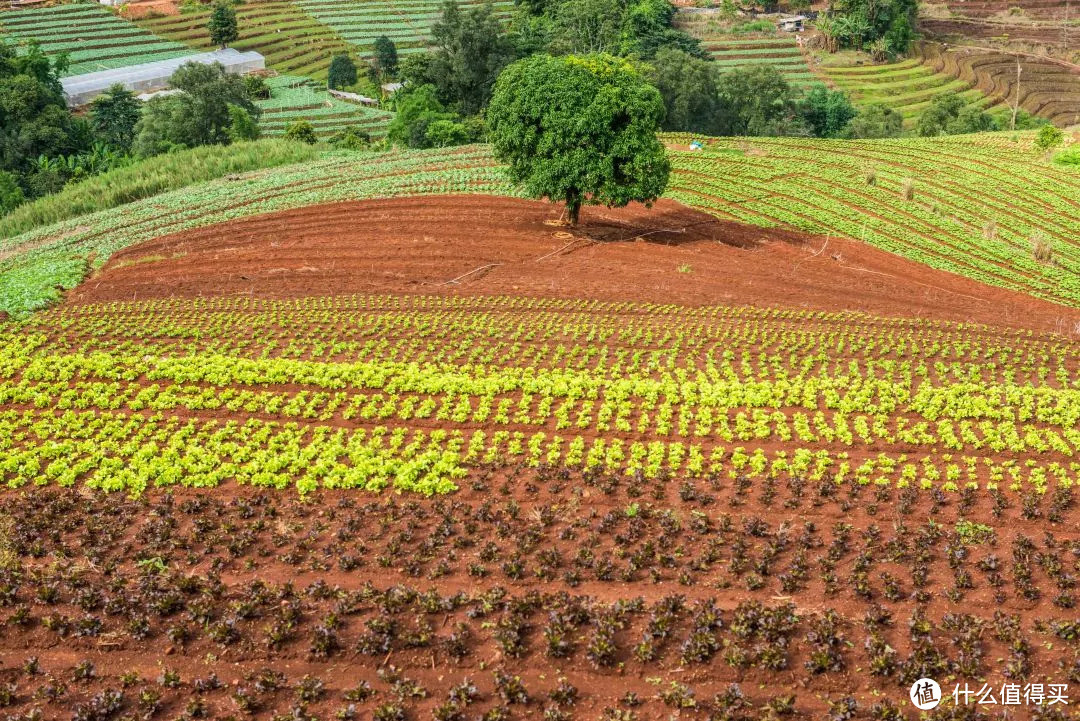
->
[255,75,394,138]
[295,0,514,57]
[0,3,191,76]
[136,0,353,82]
[700,35,816,89]
[666,133,1080,307]
[822,57,1007,125]
[916,41,1080,127]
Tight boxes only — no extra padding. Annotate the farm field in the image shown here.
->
[915,41,1080,127]
[135,0,354,82]
[665,132,1080,307]
[4,132,1080,318]
[698,35,816,89]
[255,75,394,139]
[820,56,1006,124]
[3,268,1080,716]
[294,0,514,57]
[0,3,191,76]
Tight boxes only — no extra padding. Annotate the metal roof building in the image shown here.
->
[60,48,265,107]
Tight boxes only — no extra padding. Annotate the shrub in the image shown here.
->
[900,178,915,201]
[1030,231,1054,263]
[1035,124,1064,151]
[1053,146,1080,167]
[284,121,318,145]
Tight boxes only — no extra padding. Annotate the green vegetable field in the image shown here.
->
[4,294,1080,496]
[0,4,191,75]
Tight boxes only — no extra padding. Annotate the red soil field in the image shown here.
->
[69,195,1077,332]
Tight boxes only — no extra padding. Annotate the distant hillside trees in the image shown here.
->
[208,2,239,49]
[134,62,260,156]
[488,53,669,224]
[90,85,142,154]
[817,0,915,58]
[0,43,95,203]
[845,103,903,138]
[373,36,399,78]
[328,54,357,90]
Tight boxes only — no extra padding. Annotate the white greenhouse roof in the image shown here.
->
[61,48,264,107]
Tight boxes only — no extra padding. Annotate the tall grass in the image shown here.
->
[0,140,317,240]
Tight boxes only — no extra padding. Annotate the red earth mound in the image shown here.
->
[69,194,1076,331]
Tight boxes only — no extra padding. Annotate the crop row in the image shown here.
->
[135,1,353,81]
[666,133,1080,306]
[0,4,191,76]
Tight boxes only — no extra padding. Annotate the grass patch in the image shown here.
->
[0,140,317,241]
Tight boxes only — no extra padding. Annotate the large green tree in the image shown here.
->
[798,83,857,138]
[428,1,515,114]
[208,2,239,49]
[487,53,669,224]
[716,64,802,136]
[373,36,399,78]
[133,62,259,157]
[90,84,142,153]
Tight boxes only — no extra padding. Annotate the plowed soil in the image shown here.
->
[69,195,1076,332]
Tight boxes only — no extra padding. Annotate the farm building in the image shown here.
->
[60,48,265,107]
[777,15,807,31]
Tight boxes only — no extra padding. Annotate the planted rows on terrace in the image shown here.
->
[700,35,816,90]
[4,294,1080,496]
[135,1,353,82]
[255,75,394,139]
[0,4,191,76]
[821,56,1006,125]
[665,132,1080,306]
[295,0,513,56]
[0,145,512,317]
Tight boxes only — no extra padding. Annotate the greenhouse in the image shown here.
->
[60,48,265,107]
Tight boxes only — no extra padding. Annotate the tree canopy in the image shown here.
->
[134,62,259,157]
[208,2,239,48]
[328,54,358,90]
[487,53,669,224]
[91,85,142,153]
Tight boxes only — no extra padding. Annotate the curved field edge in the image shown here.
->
[0,144,518,317]
[2,132,1079,317]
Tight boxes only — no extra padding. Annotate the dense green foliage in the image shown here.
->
[511,0,701,59]
[284,120,318,145]
[798,84,857,139]
[0,140,316,241]
[0,44,92,202]
[916,94,997,137]
[327,54,358,90]
[488,54,669,223]
[208,2,239,48]
[818,0,915,58]
[428,0,516,115]
[845,103,903,139]
[90,85,142,154]
[133,62,261,157]
[387,85,470,149]
[646,48,725,135]
[373,36,399,79]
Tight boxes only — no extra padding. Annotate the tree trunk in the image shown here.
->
[565,192,581,226]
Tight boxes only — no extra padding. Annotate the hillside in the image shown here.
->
[820,56,1007,126]
[3,134,1079,318]
[255,75,394,139]
[0,3,191,75]
[295,0,514,57]
[135,0,354,81]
